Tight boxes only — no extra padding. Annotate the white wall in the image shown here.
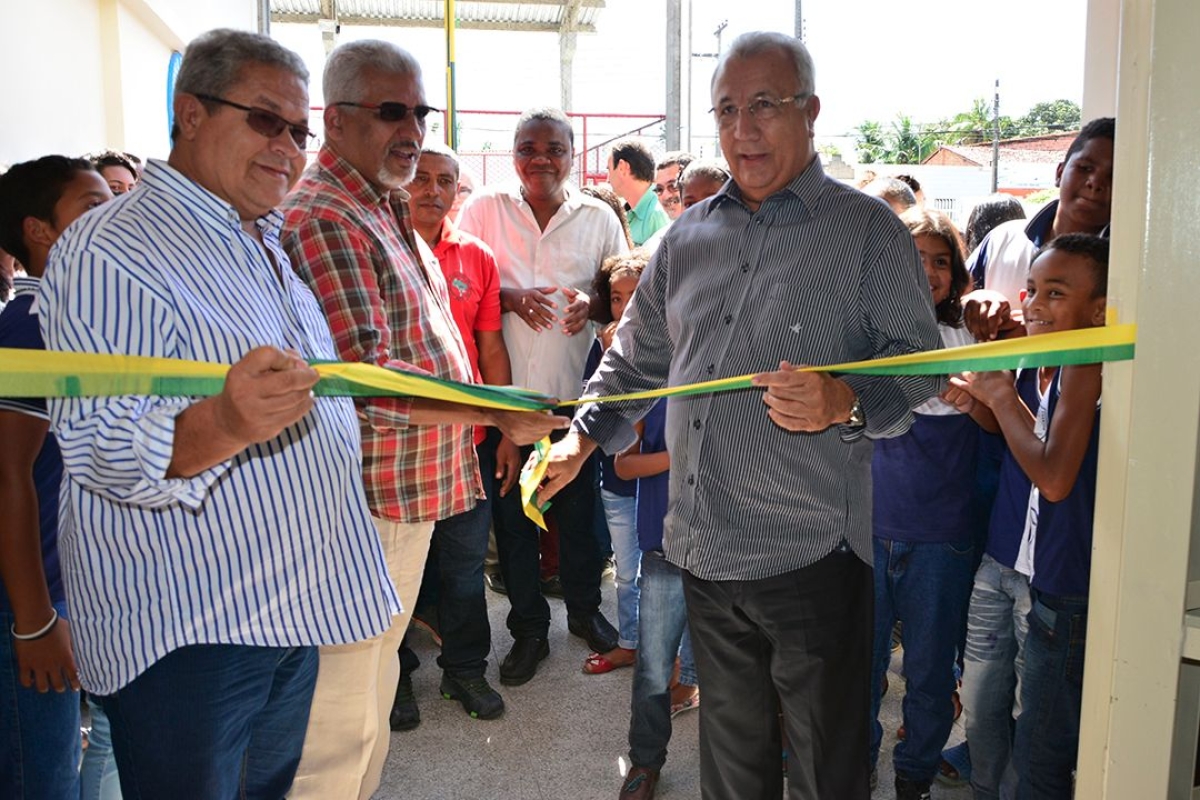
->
[0,0,108,164]
[0,0,257,166]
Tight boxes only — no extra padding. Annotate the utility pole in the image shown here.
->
[795,0,803,40]
[666,0,682,150]
[991,79,1001,193]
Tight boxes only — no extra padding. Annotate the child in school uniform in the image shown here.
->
[0,156,113,796]
[580,252,650,676]
[947,234,1109,800]
[869,208,978,800]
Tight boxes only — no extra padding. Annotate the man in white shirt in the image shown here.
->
[458,107,627,686]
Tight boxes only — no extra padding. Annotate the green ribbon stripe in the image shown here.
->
[0,325,1137,409]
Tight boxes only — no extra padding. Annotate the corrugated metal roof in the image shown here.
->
[271,0,604,32]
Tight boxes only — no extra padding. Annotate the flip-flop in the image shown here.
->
[582,649,635,675]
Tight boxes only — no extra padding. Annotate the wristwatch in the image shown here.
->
[846,397,866,429]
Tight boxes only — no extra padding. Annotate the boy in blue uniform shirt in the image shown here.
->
[0,155,113,796]
[947,234,1108,800]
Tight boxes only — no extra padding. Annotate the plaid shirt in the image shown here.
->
[281,146,480,523]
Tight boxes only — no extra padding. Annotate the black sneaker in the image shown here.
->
[440,673,505,720]
[389,672,420,731]
[895,775,932,800]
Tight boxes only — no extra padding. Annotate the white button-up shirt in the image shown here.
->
[458,184,627,401]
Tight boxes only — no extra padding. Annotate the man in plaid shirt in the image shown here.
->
[280,40,567,800]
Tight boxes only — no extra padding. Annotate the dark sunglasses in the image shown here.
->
[332,101,441,123]
[194,94,315,148]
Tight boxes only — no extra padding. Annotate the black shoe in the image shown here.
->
[895,775,932,800]
[540,574,564,599]
[389,672,420,731]
[440,672,505,719]
[567,611,619,653]
[485,570,507,595]
[499,637,549,686]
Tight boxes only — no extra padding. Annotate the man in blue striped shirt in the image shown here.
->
[540,32,941,800]
[37,29,401,798]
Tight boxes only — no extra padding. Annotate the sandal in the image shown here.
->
[937,741,971,787]
[582,647,636,675]
[670,684,700,717]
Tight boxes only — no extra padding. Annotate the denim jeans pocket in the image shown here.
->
[941,539,974,558]
[1028,597,1058,642]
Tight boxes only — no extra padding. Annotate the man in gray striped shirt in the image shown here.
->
[539,32,941,800]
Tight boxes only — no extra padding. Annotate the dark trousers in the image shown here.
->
[682,548,873,800]
[99,643,317,799]
[492,425,601,639]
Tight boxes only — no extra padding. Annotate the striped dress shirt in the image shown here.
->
[39,160,401,694]
[280,147,480,523]
[575,159,942,581]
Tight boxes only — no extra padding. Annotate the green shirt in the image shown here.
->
[626,187,671,246]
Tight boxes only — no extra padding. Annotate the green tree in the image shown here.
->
[855,120,886,164]
[1017,100,1082,136]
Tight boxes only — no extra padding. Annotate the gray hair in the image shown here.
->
[713,31,815,96]
[323,40,422,106]
[679,159,730,187]
[419,141,460,176]
[176,28,307,101]
[173,29,308,141]
[863,177,917,210]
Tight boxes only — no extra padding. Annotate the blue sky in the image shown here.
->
[274,0,1088,158]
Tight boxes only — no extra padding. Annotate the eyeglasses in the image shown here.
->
[711,94,810,129]
[331,102,441,123]
[194,94,315,148]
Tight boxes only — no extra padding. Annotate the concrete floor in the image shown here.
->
[375,578,973,800]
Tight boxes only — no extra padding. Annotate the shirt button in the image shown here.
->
[724,314,733,324]
[740,263,749,273]
[693,419,701,430]
[687,475,695,486]
[706,364,714,375]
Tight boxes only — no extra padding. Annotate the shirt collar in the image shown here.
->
[316,145,413,208]
[508,181,583,216]
[435,216,463,247]
[707,156,825,218]
[142,159,284,239]
[11,275,40,297]
[1025,199,1058,248]
[627,186,660,221]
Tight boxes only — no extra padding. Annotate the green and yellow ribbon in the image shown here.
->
[0,324,1138,528]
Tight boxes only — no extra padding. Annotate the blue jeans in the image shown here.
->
[960,554,1031,800]
[81,695,122,799]
[99,644,318,799]
[602,489,641,649]
[869,537,975,782]
[0,602,81,799]
[1013,591,1087,800]
[628,551,690,770]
